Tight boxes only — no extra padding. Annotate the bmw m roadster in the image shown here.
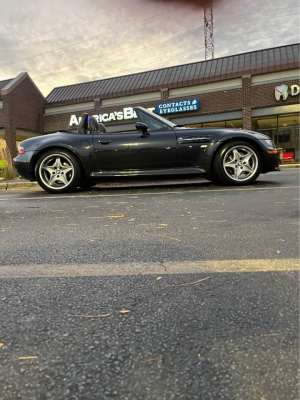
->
[14,106,280,193]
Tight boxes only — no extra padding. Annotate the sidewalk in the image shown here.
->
[0,164,299,191]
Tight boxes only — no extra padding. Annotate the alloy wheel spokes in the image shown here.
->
[224,161,237,169]
[39,154,74,189]
[234,166,242,180]
[223,146,258,182]
[57,173,69,186]
[53,157,63,169]
[48,173,58,187]
[242,164,254,174]
[231,149,241,163]
[241,151,253,165]
[42,165,56,174]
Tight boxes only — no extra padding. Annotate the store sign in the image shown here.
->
[156,99,200,115]
[69,106,156,126]
[275,84,299,101]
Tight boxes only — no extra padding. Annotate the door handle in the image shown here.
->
[98,140,112,144]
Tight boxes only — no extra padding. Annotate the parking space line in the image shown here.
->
[0,258,298,279]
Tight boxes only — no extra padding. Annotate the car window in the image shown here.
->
[138,112,170,131]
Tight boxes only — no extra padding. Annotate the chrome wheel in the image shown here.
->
[223,145,258,182]
[39,154,74,190]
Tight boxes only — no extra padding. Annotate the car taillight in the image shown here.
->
[18,146,25,154]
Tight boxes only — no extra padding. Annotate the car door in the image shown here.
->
[92,111,177,171]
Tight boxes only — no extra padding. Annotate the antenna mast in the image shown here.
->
[204,1,214,59]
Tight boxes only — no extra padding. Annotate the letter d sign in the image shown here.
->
[291,84,300,96]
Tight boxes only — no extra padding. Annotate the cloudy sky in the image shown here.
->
[0,0,299,96]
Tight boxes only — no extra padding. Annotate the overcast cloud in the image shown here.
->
[0,0,299,96]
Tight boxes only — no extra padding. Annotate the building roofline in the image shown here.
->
[0,78,14,87]
[1,72,45,98]
[46,42,300,104]
[47,42,300,94]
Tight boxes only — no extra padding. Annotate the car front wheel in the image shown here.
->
[35,149,81,193]
[213,141,261,185]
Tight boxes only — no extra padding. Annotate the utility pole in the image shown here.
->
[204,1,214,60]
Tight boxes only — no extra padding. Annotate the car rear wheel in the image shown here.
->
[213,141,261,185]
[35,149,81,193]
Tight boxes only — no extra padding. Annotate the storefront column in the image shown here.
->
[161,89,169,101]
[243,106,252,130]
[94,98,102,113]
[242,75,252,130]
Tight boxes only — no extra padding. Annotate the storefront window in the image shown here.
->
[225,119,243,129]
[202,121,226,128]
[187,119,242,129]
[252,113,299,163]
[277,114,300,163]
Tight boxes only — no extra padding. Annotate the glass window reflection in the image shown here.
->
[252,113,299,163]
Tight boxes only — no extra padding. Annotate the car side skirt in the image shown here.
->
[90,167,207,178]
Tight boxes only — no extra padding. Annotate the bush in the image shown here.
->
[0,140,18,180]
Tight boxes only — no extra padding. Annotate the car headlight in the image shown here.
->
[261,139,276,149]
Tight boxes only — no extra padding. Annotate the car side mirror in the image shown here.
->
[136,122,149,135]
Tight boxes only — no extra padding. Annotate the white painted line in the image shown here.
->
[0,185,298,201]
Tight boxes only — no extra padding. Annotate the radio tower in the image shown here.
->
[204,1,214,60]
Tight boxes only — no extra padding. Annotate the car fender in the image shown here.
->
[204,132,268,173]
[21,133,95,174]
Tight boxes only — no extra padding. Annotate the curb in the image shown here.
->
[280,164,300,168]
[0,181,40,191]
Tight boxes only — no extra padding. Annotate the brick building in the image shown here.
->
[1,43,300,163]
[0,73,44,158]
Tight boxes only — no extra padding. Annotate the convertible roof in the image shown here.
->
[46,43,299,105]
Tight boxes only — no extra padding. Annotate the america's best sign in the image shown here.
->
[275,84,299,101]
[69,106,155,126]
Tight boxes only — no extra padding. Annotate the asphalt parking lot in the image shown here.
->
[0,169,299,400]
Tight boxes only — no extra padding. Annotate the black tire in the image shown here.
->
[213,140,261,186]
[35,148,81,193]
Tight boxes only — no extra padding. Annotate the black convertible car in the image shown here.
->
[14,106,280,193]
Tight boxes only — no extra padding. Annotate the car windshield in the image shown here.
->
[135,107,177,129]
[150,111,177,128]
